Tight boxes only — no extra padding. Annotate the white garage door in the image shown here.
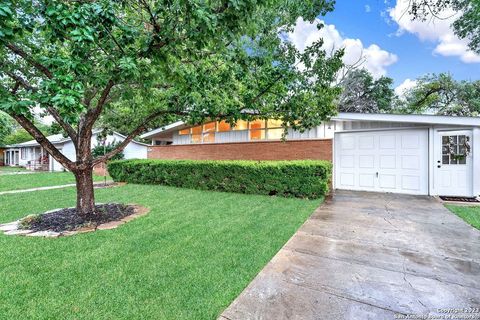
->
[334,129,429,195]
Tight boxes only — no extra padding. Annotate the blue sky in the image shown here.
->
[309,0,480,90]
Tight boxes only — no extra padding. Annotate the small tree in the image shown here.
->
[337,69,395,113]
[0,0,344,217]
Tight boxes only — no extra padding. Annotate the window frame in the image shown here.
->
[177,119,286,144]
[442,135,468,165]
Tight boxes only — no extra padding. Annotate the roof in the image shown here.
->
[7,130,148,148]
[140,113,480,140]
[332,113,480,127]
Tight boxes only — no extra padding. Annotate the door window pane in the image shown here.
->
[442,135,469,165]
[179,128,190,135]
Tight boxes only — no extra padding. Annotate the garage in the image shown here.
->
[334,129,429,195]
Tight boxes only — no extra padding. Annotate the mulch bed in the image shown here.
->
[22,203,136,232]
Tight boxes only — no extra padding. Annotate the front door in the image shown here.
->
[434,130,473,197]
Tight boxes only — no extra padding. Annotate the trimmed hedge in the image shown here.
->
[108,159,332,199]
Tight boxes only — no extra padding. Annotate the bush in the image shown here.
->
[108,159,332,199]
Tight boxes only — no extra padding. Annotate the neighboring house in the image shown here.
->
[3,130,148,172]
[0,147,5,166]
[141,113,480,198]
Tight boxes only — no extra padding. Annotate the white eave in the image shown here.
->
[333,113,480,127]
[140,121,185,139]
[140,113,480,140]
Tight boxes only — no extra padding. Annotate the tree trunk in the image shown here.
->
[74,167,96,217]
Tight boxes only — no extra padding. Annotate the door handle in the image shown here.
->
[376,172,379,178]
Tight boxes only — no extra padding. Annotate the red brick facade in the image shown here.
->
[147,139,332,161]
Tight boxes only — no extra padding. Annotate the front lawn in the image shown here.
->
[0,184,321,319]
[0,166,27,174]
[0,171,107,192]
[445,205,480,230]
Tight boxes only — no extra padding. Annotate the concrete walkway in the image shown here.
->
[220,191,480,320]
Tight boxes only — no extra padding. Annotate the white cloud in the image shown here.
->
[287,18,398,78]
[395,78,417,97]
[365,5,371,13]
[389,0,480,63]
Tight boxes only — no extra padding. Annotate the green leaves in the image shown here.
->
[2,0,343,140]
[108,159,332,199]
[0,1,15,40]
[338,69,395,114]
[401,73,480,116]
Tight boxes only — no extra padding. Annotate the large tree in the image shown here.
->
[408,0,480,54]
[0,0,344,217]
[337,69,395,113]
[400,73,480,116]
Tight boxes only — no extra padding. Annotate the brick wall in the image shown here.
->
[93,162,108,176]
[147,139,332,161]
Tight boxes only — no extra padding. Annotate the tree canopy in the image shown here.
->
[0,0,344,216]
[337,69,395,114]
[399,73,480,116]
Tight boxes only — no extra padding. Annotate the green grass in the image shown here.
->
[445,205,480,230]
[0,184,321,319]
[0,171,107,192]
[0,166,28,174]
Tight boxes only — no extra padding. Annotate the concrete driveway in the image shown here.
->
[220,191,480,320]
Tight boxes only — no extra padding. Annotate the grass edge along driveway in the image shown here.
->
[445,204,480,230]
[0,184,322,319]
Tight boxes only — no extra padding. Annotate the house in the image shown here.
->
[141,113,480,198]
[0,147,5,166]
[3,130,148,172]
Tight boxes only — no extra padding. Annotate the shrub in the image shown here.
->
[108,159,332,199]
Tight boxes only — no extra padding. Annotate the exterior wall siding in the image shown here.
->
[147,139,332,161]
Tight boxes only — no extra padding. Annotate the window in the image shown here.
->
[267,128,283,140]
[20,148,26,160]
[442,135,469,165]
[267,120,283,140]
[201,122,216,143]
[176,118,287,144]
[249,120,265,140]
[232,120,248,131]
[191,126,202,143]
[217,121,231,132]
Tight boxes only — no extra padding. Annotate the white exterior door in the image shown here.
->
[335,129,429,195]
[434,130,473,197]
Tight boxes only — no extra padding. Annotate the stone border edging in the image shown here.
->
[0,204,150,238]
